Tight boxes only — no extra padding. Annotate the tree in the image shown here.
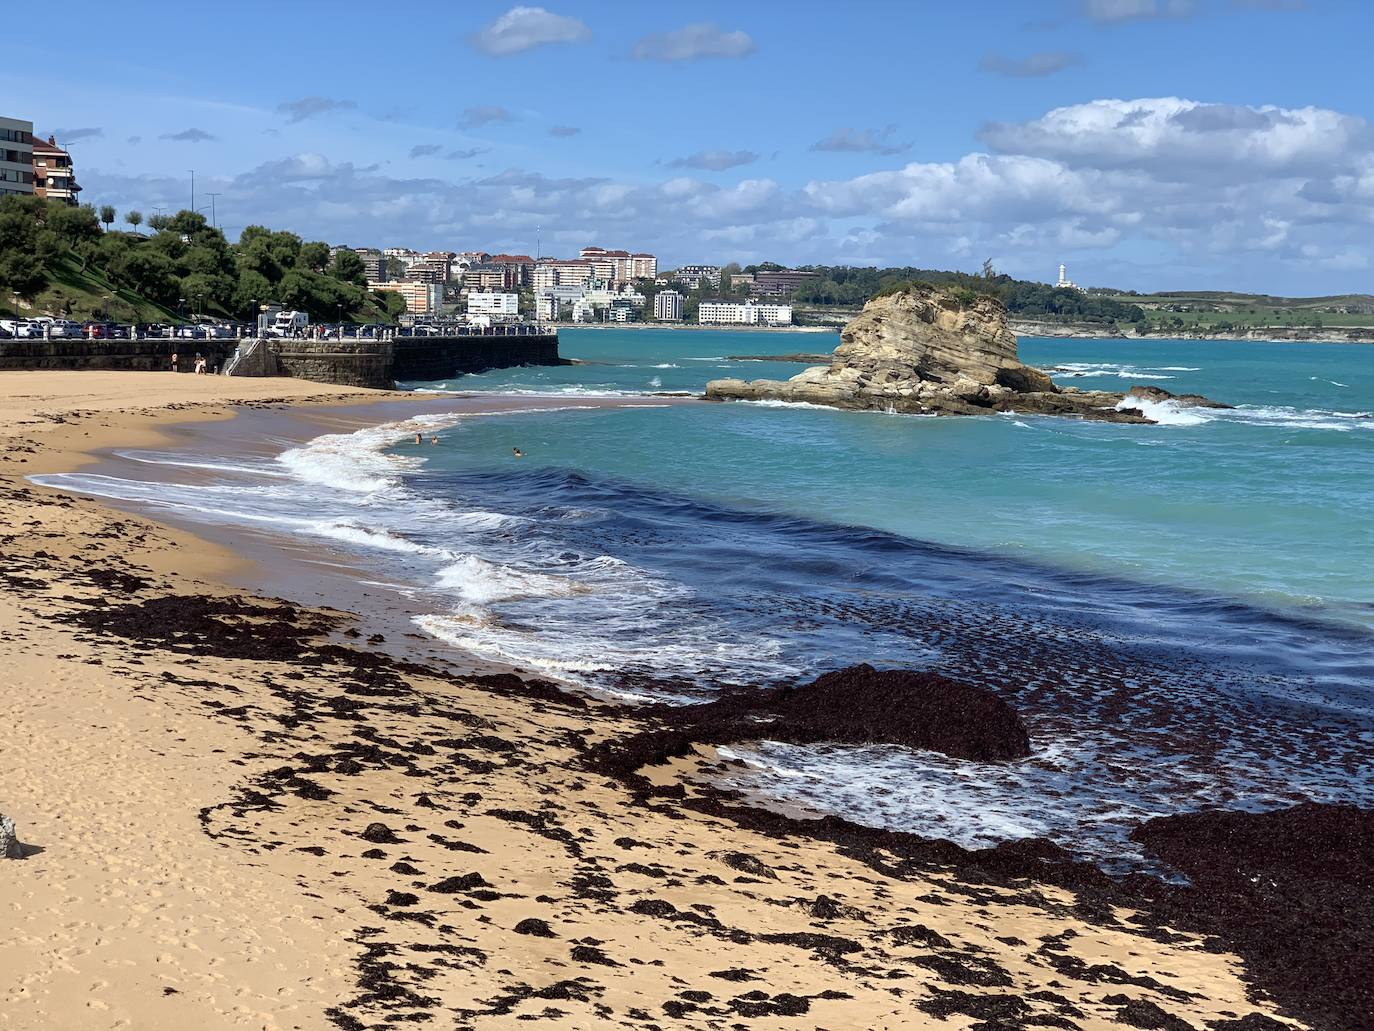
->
[299,241,331,272]
[125,210,143,235]
[99,204,116,232]
[147,213,170,232]
[331,248,366,285]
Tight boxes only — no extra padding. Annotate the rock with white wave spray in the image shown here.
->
[706,283,1228,424]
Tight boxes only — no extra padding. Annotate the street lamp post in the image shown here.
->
[206,193,220,229]
[188,170,195,214]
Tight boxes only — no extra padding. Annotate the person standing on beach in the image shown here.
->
[171,352,179,373]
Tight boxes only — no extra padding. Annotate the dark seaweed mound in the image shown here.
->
[1133,803,1374,1031]
[672,663,1031,761]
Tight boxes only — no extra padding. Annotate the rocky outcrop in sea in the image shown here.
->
[706,284,1228,423]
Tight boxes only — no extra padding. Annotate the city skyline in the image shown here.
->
[6,0,1371,294]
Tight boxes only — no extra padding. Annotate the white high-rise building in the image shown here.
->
[654,290,684,322]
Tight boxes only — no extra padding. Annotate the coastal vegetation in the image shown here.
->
[0,196,404,324]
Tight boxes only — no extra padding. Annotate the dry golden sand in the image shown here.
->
[0,372,1303,1030]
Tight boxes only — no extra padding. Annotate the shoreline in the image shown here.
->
[0,371,1341,1029]
[1012,319,1374,344]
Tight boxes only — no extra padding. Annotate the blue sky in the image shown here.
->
[6,0,1372,293]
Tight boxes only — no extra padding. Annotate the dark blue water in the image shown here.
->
[36,330,1374,865]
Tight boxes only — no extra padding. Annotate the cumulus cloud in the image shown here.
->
[160,128,217,143]
[810,126,910,155]
[46,127,104,143]
[978,97,1371,178]
[278,96,357,123]
[630,23,755,62]
[667,149,759,171]
[979,51,1080,77]
[470,6,590,55]
[548,125,580,137]
[459,106,514,128]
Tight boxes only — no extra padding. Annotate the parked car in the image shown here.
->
[48,320,82,338]
[175,324,207,339]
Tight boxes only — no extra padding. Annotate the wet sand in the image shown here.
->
[0,371,1310,1029]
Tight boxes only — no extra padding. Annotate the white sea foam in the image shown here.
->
[435,553,582,607]
[277,414,460,493]
[737,399,840,411]
[1116,397,1208,426]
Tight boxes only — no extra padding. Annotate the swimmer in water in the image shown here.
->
[512,447,524,458]
[415,432,423,444]
[430,436,439,445]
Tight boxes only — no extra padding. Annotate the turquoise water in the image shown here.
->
[418,328,1374,627]
[37,327,1374,864]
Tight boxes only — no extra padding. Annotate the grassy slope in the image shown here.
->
[16,253,180,323]
[1099,290,1374,327]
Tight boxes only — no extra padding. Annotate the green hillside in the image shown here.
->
[1,195,404,325]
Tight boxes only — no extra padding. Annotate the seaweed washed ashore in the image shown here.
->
[707,283,1231,423]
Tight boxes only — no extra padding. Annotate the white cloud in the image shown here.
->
[979,98,1371,179]
[630,23,755,62]
[469,6,590,56]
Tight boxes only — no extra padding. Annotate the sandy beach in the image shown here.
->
[0,372,1315,1030]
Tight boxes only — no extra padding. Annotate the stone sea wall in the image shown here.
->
[0,338,237,372]
[0,333,561,389]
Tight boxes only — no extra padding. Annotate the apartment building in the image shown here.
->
[654,290,684,323]
[697,301,793,326]
[673,264,721,289]
[31,134,80,204]
[355,249,385,282]
[487,253,535,287]
[753,270,820,297]
[533,258,596,292]
[0,116,34,197]
[368,279,443,316]
[465,262,519,291]
[467,291,519,318]
[631,253,657,280]
[580,246,658,282]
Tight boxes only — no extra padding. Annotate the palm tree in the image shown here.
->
[99,205,116,232]
[125,210,143,235]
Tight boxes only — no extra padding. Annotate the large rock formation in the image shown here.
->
[705,284,1226,423]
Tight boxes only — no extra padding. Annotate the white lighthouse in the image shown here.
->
[1055,264,1081,291]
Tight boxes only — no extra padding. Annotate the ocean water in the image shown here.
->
[36,328,1374,869]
